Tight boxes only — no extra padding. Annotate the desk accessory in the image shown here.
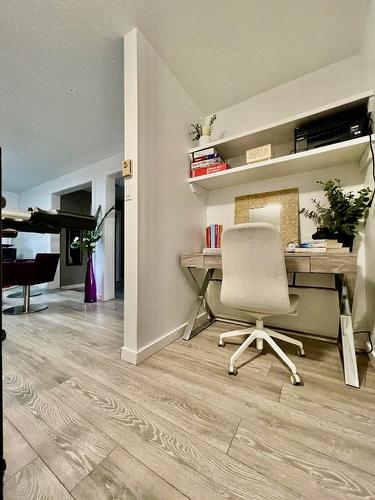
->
[190,114,217,147]
[246,143,272,163]
[235,188,299,248]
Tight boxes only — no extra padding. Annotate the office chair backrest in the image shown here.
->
[220,223,291,315]
[34,253,60,284]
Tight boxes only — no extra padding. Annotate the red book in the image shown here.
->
[191,162,230,178]
[206,226,211,248]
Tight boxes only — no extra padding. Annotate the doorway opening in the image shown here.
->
[115,178,124,299]
[60,186,92,289]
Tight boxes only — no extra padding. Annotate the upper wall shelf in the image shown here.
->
[189,90,374,159]
[188,90,374,193]
[188,134,374,191]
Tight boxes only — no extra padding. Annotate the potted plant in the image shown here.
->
[300,179,372,249]
[190,114,217,147]
[70,204,114,302]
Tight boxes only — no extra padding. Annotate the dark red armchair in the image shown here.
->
[2,253,60,315]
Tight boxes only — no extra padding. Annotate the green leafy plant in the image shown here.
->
[300,179,372,236]
[70,205,115,254]
[190,114,217,141]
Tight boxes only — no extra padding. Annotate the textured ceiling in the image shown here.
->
[0,0,369,192]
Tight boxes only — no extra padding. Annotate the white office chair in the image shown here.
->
[218,222,305,385]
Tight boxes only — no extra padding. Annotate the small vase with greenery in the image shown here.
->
[300,178,372,249]
[70,205,115,302]
[190,114,217,146]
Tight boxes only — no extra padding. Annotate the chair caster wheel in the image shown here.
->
[218,340,225,347]
[298,348,306,357]
[290,373,303,386]
[228,366,238,376]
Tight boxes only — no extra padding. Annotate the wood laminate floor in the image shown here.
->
[2,289,375,499]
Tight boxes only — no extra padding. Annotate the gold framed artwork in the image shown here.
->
[234,188,299,247]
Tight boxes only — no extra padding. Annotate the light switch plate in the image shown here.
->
[122,160,132,177]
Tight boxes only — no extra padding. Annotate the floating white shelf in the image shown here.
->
[189,90,373,159]
[188,135,374,192]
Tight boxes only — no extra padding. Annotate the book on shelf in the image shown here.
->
[205,224,223,249]
[202,247,222,254]
[326,247,350,253]
[191,147,216,160]
[191,162,230,177]
[190,152,220,162]
[294,246,350,253]
[294,247,327,253]
[191,157,223,169]
[299,239,343,248]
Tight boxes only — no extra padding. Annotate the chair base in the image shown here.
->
[3,304,48,315]
[7,290,42,299]
[219,320,304,385]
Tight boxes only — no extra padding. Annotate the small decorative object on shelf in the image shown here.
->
[70,204,115,302]
[300,178,372,250]
[246,144,272,164]
[189,146,230,178]
[190,114,217,147]
[285,241,297,253]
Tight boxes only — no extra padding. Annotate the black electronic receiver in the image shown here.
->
[294,105,371,153]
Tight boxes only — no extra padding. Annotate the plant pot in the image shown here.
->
[335,232,355,251]
[199,135,210,147]
[311,227,335,240]
[84,253,97,303]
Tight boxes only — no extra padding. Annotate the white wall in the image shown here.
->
[16,153,121,300]
[210,55,361,141]
[122,29,206,363]
[360,0,375,359]
[2,190,19,209]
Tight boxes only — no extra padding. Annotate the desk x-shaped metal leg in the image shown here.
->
[337,274,359,388]
[183,268,216,341]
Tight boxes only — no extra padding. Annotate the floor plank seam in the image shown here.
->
[70,444,192,500]
[4,447,73,498]
[225,418,242,455]
[68,444,119,497]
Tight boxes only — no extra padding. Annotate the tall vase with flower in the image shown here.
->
[70,205,114,302]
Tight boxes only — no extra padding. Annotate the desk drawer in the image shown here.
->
[285,256,310,273]
[310,255,357,273]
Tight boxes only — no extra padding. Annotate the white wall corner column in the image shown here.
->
[93,175,116,301]
[121,28,206,365]
[122,28,140,361]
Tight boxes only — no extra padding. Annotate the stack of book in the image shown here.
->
[203,224,223,254]
[295,239,350,253]
[190,147,230,178]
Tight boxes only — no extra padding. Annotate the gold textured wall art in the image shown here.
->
[234,188,299,247]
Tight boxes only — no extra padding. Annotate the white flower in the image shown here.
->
[90,243,96,247]
[73,236,79,242]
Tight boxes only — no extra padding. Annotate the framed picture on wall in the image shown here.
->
[66,228,82,266]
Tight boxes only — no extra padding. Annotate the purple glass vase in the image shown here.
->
[84,253,97,303]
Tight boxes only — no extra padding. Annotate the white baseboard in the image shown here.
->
[120,314,206,365]
[60,283,84,290]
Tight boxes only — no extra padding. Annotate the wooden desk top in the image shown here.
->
[181,251,358,274]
